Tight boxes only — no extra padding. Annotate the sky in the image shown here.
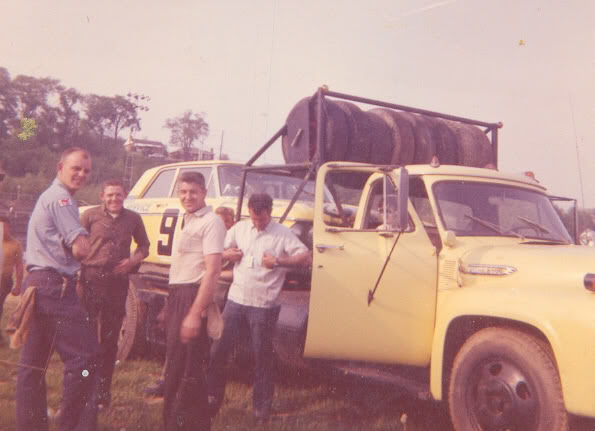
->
[1,0,594,207]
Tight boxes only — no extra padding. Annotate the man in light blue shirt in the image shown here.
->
[17,147,100,431]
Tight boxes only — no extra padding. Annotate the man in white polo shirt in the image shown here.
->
[207,193,310,422]
[163,171,226,431]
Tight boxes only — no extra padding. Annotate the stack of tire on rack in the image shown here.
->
[282,97,494,169]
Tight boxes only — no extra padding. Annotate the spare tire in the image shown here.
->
[429,117,458,165]
[334,101,372,163]
[283,97,350,163]
[362,110,393,164]
[398,112,435,164]
[444,120,493,167]
[369,108,415,165]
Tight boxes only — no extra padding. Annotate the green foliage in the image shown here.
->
[17,117,37,141]
[164,110,209,160]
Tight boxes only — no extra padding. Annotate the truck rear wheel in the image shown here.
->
[116,282,147,361]
[448,327,568,431]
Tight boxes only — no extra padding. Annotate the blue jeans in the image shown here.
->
[207,300,280,416]
[16,270,100,431]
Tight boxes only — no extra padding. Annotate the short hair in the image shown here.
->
[248,193,273,214]
[59,147,90,163]
[102,179,126,193]
[178,171,205,188]
[215,206,234,218]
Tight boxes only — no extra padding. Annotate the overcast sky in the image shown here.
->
[2,0,594,207]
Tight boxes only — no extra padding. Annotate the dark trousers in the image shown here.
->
[163,284,210,431]
[16,270,99,431]
[0,274,12,325]
[80,267,129,399]
[207,300,281,416]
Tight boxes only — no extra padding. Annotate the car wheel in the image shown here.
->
[116,282,147,361]
[448,327,568,431]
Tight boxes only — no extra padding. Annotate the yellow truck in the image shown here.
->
[120,88,595,430]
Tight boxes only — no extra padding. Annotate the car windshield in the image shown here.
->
[218,165,326,202]
[433,181,572,243]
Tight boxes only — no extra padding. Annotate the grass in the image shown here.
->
[3,296,594,430]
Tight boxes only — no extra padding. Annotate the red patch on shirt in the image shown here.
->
[58,198,71,207]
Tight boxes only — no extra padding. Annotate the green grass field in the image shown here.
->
[2,295,594,430]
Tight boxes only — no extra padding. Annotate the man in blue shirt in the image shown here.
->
[16,147,100,431]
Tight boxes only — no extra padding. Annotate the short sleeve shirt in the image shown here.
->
[24,178,88,276]
[225,219,308,308]
[168,206,226,285]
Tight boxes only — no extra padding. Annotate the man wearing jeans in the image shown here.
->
[207,193,310,422]
[17,147,99,431]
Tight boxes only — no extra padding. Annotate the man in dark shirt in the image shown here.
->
[80,179,150,408]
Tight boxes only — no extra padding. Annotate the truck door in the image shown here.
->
[304,164,438,366]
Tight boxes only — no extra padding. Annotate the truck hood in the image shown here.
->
[458,242,595,293]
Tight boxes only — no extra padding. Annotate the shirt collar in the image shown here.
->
[184,205,212,220]
[53,177,73,196]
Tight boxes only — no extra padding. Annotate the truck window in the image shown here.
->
[176,167,216,197]
[322,171,370,228]
[434,181,572,242]
[410,177,442,250]
[142,169,176,198]
[362,176,412,231]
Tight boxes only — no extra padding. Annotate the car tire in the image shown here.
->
[116,281,147,361]
[448,327,568,431]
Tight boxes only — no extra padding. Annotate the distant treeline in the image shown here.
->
[0,67,161,203]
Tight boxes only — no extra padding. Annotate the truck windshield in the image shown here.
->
[218,165,325,202]
[433,181,572,243]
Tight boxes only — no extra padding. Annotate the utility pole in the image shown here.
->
[219,130,225,160]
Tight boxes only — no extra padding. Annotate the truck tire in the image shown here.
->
[116,282,147,361]
[399,112,435,164]
[444,120,493,167]
[448,327,568,431]
[369,108,415,165]
[335,101,372,163]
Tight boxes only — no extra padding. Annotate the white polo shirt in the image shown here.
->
[225,219,308,308]
[168,206,226,285]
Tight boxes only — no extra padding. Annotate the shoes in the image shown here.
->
[144,379,165,397]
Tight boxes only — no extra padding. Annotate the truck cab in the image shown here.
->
[297,161,595,430]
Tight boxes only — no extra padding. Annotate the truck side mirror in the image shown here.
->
[395,168,409,232]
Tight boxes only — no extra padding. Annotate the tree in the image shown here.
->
[55,86,83,149]
[83,94,142,149]
[164,111,209,161]
[0,67,17,140]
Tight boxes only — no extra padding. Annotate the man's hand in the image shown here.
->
[262,252,277,269]
[180,312,203,344]
[10,283,21,296]
[223,248,243,263]
[113,257,139,275]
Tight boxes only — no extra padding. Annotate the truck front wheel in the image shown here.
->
[448,327,568,431]
[116,282,147,361]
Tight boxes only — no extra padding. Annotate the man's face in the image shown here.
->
[249,208,272,231]
[101,185,126,213]
[178,181,206,213]
[57,151,92,193]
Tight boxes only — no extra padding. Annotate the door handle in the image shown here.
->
[316,244,344,253]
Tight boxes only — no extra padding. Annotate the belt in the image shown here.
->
[27,266,76,281]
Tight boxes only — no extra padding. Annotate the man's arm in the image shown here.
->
[262,250,312,269]
[10,244,24,296]
[180,253,222,343]
[71,234,90,261]
[114,215,150,275]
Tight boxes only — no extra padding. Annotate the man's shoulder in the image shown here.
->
[36,182,72,209]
